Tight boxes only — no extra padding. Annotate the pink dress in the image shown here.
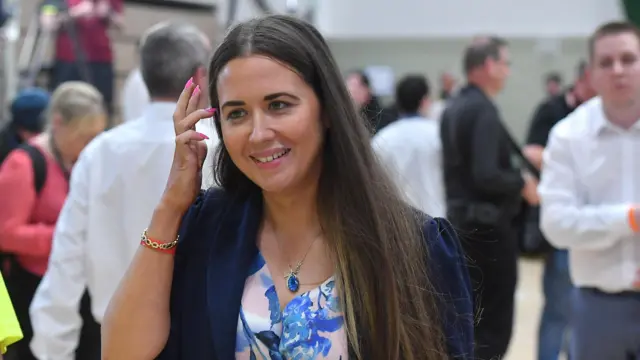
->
[235,252,348,359]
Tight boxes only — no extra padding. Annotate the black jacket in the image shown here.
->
[440,84,524,220]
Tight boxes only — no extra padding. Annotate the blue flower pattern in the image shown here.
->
[235,253,347,359]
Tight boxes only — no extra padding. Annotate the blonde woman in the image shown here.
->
[0,82,106,360]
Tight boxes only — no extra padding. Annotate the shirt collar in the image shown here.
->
[398,113,423,121]
[140,102,178,123]
[591,97,640,136]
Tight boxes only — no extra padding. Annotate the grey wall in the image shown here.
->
[328,37,589,142]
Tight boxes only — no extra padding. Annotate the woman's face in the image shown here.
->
[55,113,106,167]
[217,55,324,194]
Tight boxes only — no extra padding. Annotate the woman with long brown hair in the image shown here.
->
[102,15,473,360]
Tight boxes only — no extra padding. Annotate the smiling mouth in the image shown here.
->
[251,148,291,164]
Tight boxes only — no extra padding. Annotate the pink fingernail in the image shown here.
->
[193,86,200,97]
[197,132,209,140]
[206,107,217,114]
[185,77,193,89]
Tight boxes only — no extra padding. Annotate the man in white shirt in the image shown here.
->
[539,21,640,360]
[29,22,217,360]
[373,74,446,218]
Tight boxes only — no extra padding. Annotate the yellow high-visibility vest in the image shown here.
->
[0,272,22,354]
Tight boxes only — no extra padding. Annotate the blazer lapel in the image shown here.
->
[206,195,261,359]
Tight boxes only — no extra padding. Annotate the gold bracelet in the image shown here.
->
[140,228,179,254]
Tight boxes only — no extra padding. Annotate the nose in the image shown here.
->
[248,111,275,143]
[612,60,625,75]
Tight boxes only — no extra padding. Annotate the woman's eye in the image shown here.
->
[269,101,290,111]
[227,109,246,120]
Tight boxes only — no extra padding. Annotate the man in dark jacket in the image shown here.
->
[440,36,539,360]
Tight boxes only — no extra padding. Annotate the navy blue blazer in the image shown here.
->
[157,188,474,359]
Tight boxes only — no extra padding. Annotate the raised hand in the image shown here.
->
[160,78,216,213]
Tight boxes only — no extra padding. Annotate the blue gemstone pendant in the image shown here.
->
[286,273,300,292]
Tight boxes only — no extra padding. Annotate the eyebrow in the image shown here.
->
[220,92,300,111]
[264,92,299,101]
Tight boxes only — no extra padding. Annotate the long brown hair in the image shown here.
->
[208,15,447,360]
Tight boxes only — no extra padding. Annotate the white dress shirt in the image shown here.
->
[120,68,150,123]
[539,97,640,293]
[29,102,218,359]
[372,116,446,218]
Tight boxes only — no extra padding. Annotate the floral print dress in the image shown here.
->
[235,252,348,359]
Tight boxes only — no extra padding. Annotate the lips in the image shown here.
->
[250,148,291,163]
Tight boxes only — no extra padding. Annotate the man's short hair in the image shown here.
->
[463,36,508,74]
[545,72,562,84]
[588,21,640,59]
[395,75,430,115]
[139,22,210,99]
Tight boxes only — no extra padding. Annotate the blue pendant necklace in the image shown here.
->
[285,262,304,293]
[279,235,320,293]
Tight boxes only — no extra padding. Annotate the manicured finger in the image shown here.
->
[185,86,201,129]
[175,130,208,145]
[173,77,196,132]
[177,108,217,135]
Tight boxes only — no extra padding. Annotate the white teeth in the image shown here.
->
[254,149,289,163]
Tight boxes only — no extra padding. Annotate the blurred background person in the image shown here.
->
[539,21,640,360]
[524,59,596,360]
[429,71,457,121]
[544,72,563,97]
[345,69,395,134]
[0,89,49,164]
[440,36,539,360]
[29,22,216,360]
[0,82,106,360]
[373,74,446,218]
[39,0,124,124]
[0,88,49,340]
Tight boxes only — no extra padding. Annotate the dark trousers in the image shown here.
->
[5,263,101,360]
[50,60,114,126]
[570,288,640,360]
[451,220,518,360]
